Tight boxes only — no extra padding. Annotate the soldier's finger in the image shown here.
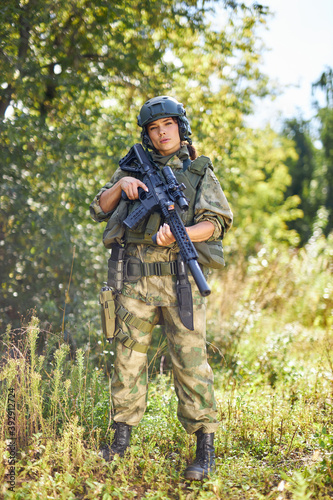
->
[138,180,149,192]
[156,226,167,246]
[156,232,163,246]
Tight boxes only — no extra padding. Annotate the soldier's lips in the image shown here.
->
[159,138,170,144]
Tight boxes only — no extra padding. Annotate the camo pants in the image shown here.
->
[111,294,219,434]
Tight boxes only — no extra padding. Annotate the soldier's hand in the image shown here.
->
[156,223,176,246]
[120,177,148,200]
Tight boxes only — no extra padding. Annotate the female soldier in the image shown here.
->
[90,96,233,481]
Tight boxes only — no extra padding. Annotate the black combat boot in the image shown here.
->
[99,422,132,462]
[184,430,215,481]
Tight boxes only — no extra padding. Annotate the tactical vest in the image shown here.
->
[123,156,225,269]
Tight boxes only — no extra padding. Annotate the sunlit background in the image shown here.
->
[248,0,333,128]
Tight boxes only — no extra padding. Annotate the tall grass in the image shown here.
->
[0,235,332,499]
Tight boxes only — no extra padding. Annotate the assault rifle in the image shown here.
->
[119,143,211,298]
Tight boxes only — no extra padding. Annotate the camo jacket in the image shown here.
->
[90,147,233,306]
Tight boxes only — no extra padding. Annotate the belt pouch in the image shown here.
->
[99,286,116,340]
[124,256,142,282]
[107,244,126,292]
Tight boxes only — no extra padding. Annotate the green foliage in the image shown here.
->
[219,127,302,252]
[315,427,333,484]
[317,103,333,235]
[282,118,321,244]
[207,234,333,381]
[0,243,332,498]
[280,67,333,244]
[0,0,276,333]
[0,3,333,498]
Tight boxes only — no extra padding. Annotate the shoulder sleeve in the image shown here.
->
[194,165,233,238]
[89,168,128,222]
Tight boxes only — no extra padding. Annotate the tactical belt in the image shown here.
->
[112,301,155,354]
[124,257,178,282]
[107,255,194,351]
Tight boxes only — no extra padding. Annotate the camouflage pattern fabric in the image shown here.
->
[120,242,206,307]
[112,293,219,434]
[90,152,233,308]
[90,149,233,238]
[90,145,233,435]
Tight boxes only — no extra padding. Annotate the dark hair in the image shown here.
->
[183,142,198,160]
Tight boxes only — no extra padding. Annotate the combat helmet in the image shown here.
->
[137,96,192,148]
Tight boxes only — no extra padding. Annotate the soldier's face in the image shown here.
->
[147,117,181,156]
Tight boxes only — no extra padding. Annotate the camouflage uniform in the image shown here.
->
[90,146,233,434]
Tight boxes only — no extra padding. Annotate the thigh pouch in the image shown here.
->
[99,285,155,354]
